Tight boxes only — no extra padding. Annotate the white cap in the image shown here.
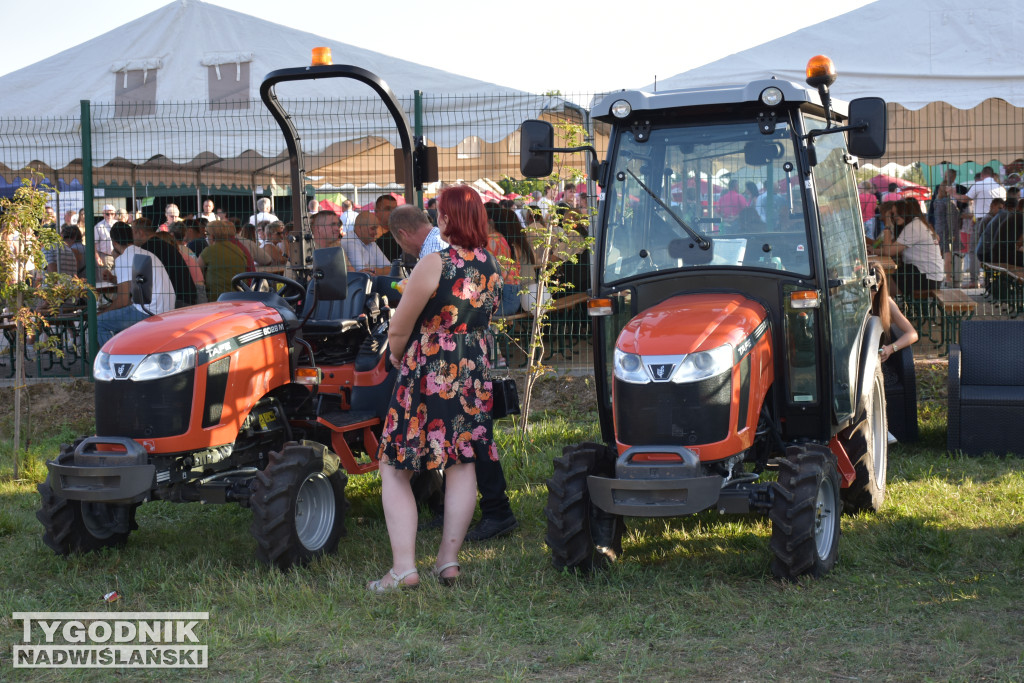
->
[102,203,116,212]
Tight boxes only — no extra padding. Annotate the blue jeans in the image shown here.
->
[495,283,521,316]
[97,306,151,347]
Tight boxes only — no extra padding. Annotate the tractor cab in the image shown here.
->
[524,57,891,580]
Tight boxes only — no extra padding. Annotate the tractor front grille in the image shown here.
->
[614,372,732,447]
[95,370,195,439]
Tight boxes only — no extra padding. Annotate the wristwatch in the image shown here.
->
[891,342,899,353]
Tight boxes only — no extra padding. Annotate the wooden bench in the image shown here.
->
[494,292,590,366]
[931,289,977,350]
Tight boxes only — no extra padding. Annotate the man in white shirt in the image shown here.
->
[340,200,358,233]
[94,204,117,269]
[966,166,1007,220]
[96,222,175,346]
[342,211,391,275]
[200,199,217,222]
[538,184,556,218]
[247,197,279,226]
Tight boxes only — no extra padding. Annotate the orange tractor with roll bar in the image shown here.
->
[35,56,440,570]
[522,56,890,580]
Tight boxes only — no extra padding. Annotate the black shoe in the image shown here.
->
[418,514,444,531]
[465,515,519,542]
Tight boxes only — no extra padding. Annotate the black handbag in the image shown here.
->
[490,376,520,419]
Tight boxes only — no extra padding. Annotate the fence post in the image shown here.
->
[81,99,99,364]
[414,89,423,209]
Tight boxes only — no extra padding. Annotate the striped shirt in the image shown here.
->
[419,226,450,258]
[43,243,78,276]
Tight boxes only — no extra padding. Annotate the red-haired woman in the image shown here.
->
[367,185,503,592]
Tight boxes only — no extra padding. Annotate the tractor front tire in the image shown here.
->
[545,442,624,572]
[250,442,349,570]
[769,445,841,581]
[37,443,138,555]
[841,363,888,513]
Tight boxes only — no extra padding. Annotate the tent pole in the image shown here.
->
[196,170,202,218]
[131,167,137,219]
[80,99,99,364]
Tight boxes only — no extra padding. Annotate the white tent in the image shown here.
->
[643,0,1024,165]
[0,0,557,185]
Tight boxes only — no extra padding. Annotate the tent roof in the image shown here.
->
[0,0,529,117]
[642,0,1024,111]
[0,0,557,178]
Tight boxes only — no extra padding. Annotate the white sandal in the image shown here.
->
[367,567,419,593]
[432,561,461,586]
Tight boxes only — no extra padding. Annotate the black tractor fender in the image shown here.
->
[853,314,884,423]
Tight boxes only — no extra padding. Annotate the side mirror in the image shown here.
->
[847,97,887,158]
[311,246,348,301]
[130,254,152,306]
[520,119,554,178]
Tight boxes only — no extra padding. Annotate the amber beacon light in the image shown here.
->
[805,55,837,88]
[312,47,333,66]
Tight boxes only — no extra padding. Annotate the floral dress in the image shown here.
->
[378,246,502,471]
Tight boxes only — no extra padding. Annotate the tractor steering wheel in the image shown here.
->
[231,272,306,305]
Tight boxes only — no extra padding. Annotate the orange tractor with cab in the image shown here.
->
[521,56,890,580]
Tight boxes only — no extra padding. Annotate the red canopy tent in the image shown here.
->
[317,199,343,214]
[869,174,931,201]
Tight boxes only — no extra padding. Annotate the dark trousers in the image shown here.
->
[475,456,513,519]
[895,262,938,296]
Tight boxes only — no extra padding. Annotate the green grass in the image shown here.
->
[1,368,1023,681]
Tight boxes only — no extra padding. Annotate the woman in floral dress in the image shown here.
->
[367,185,502,592]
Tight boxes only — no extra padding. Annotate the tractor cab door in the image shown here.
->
[806,117,871,425]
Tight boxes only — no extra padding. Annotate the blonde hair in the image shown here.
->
[207,220,236,241]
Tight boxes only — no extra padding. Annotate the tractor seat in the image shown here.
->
[299,271,372,336]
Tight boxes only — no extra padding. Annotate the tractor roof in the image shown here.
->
[591,78,849,122]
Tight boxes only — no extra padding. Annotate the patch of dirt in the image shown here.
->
[0,380,96,441]
[513,372,598,414]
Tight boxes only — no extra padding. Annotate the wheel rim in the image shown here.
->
[294,472,335,551]
[81,502,124,540]
[871,377,887,486]
[814,477,837,560]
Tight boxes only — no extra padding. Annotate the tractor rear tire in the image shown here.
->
[841,363,888,513]
[250,442,349,570]
[769,445,841,581]
[37,443,138,555]
[545,442,624,572]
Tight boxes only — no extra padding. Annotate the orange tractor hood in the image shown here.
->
[101,300,288,356]
[617,292,768,356]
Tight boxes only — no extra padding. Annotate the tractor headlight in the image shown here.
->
[610,99,632,119]
[760,86,784,107]
[613,348,649,384]
[93,350,114,381]
[131,347,197,381]
[671,344,734,384]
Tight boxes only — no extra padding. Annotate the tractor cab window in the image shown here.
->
[602,120,809,284]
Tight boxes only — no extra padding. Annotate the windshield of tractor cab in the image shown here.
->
[602,119,811,284]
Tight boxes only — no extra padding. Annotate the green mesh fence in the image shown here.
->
[4,92,1024,379]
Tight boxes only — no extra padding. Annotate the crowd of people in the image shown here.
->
[860,163,1024,293]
